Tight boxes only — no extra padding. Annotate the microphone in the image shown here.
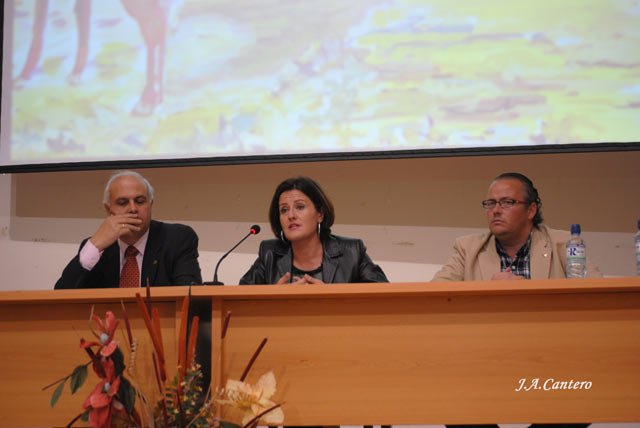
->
[204,224,261,285]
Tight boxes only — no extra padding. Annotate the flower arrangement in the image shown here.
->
[45,288,284,428]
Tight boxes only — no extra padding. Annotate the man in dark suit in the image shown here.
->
[54,171,202,289]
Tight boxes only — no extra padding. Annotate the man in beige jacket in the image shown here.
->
[432,172,601,282]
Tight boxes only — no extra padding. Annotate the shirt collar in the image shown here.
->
[495,232,532,260]
[118,229,149,259]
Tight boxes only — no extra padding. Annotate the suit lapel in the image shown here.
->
[323,257,338,283]
[103,243,121,287]
[530,226,552,279]
[478,234,500,281]
[275,246,293,282]
[141,221,160,287]
[322,236,341,283]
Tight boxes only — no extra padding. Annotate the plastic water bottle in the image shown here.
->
[566,224,586,278]
[635,219,640,276]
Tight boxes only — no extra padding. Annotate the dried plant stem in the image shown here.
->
[88,305,97,339]
[152,352,170,428]
[186,316,199,367]
[126,365,151,428]
[127,339,139,374]
[175,383,186,428]
[221,311,232,339]
[41,360,91,391]
[151,307,167,380]
[135,293,166,380]
[129,407,144,428]
[64,412,84,428]
[177,296,190,385]
[152,353,163,394]
[83,345,106,378]
[241,403,282,428]
[136,392,153,428]
[120,300,134,347]
[175,296,193,427]
[240,338,267,382]
[105,319,120,344]
[145,279,152,315]
[183,398,213,428]
[161,394,170,428]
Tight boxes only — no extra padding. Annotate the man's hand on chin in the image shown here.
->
[90,214,142,250]
[492,267,526,281]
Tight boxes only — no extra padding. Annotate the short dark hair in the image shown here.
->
[268,176,335,241]
[493,172,544,226]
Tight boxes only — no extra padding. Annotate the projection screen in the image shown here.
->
[1,0,639,171]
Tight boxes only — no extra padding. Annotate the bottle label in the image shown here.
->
[566,245,586,259]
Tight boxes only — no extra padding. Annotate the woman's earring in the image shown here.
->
[280,230,286,242]
[317,222,321,234]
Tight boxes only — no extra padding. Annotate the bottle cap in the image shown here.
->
[571,224,581,234]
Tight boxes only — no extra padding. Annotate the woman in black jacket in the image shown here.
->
[240,176,387,285]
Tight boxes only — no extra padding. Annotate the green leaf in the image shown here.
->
[70,365,88,394]
[118,375,136,414]
[49,379,66,408]
[112,347,126,376]
[80,409,90,422]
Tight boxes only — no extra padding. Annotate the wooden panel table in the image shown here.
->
[204,277,640,425]
[0,288,184,427]
[1,277,639,426]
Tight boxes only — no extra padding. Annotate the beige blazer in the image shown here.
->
[432,225,602,282]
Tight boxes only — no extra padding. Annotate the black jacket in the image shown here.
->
[239,234,388,285]
[54,220,202,289]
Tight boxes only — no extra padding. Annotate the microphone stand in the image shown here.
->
[204,226,260,285]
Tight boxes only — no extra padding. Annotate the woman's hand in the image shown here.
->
[276,272,292,284]
[303,274,324,284]
[277,272,325,284]
[293,274,324,284]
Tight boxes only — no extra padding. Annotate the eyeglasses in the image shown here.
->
[481,198,528,210]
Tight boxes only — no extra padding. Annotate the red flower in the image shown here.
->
[82,358,125,428]
[81,311,119,357]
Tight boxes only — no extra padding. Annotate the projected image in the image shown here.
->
[4,0,640,165]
